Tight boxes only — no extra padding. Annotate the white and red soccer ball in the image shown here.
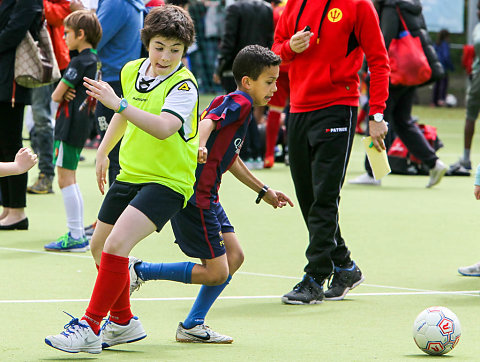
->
[412,306,461,355]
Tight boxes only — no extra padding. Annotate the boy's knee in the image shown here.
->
[89,236,103,262]
[204,268,229,286]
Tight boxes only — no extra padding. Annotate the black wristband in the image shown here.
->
[255,185,269,204]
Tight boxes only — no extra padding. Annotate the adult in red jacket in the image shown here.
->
[27,0,72,195]
[272,0,389,304]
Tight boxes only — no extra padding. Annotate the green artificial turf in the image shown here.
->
[1,103,479,361]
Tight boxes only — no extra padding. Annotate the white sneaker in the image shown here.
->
[426,159,447,188]
[101,316,147,348]
[176,322,233,344]
[45,314,101,354]
[348,173,381,185]
[129,256,144,295]
[458,262,480,276]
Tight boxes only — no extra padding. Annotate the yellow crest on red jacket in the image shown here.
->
[328,8,343,22]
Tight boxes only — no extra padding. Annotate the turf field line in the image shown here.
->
[1,247,475,296]
[1,290,479,304]
[238,271,441,293]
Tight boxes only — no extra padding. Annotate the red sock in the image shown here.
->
[109,279,133,325]
[265,110,281,166]
[82,252,129,334]
[93,263,133,325]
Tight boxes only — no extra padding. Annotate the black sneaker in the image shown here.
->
[324,261,364,301]
[281,275,324,305]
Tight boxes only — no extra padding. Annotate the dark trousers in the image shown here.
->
[288,105,355,279]
[95,80,122,186]
[0,102,27,208]
[365,86,437,176]
[432,75,449,106]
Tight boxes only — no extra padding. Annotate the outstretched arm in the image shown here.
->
[84,77,182,140]
[228,157,293,208]
[0,148,37,177]
[95,113,127,194]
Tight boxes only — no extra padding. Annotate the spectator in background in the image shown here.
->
[450,0,480,172]
[215,0,273,169]
[263,0,288,169]
[27,0,73,195]
[349,0,446,188]
[458,159,480,276]
[203,0,225,93]
[0,0,43,230]
[432,29,454,107]
[95,0,145,186]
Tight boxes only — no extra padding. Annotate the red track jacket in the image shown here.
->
[44,0,70,71]
[272,0,389,115]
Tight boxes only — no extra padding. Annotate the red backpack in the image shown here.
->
[387,124,443,175]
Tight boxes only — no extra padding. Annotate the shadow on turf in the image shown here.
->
[404,354,454,358]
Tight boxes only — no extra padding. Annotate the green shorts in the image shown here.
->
[53,140,83,170]
[466,72,480,121]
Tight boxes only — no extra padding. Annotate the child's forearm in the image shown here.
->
[199,118,215,147]
[120,105,182,140]
[97,114,127,157]
[228,157,264,193]
[0,162,19,177]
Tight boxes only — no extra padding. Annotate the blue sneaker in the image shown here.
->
[44,232,89,252]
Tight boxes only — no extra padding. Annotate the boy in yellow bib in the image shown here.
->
[45,5,199,354]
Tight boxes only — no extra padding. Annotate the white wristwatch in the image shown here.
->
[369,113,384,123]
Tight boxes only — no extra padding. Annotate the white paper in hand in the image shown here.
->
[362,136,391,180]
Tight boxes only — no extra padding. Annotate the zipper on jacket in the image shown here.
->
[316,0,333,44]
[294,0,333,44]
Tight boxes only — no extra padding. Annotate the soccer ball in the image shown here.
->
[412,306,461,355]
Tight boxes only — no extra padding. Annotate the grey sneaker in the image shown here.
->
[176,322,233,344]
[27,173,54,194]
[128,256,144,295]
[426,159,447,188]
[101,316,146,349]
[348,173,381,185]
[458,262,480,276]
[281,275,324,305]
[324,261,364,301]
[450,158,472,170]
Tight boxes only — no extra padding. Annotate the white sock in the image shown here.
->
[74,183,84,230]
[61,184,84,239]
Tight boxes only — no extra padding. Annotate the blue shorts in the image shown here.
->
[98,181,184,232]
[171,202,234,259]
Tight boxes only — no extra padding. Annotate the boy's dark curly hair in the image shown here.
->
[232,45,282,85]
[141,5,195,55]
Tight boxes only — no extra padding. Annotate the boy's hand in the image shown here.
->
[198,146,208,164]
[70,0,85,11]
[63,88,76,102]
[96,153,109,195]
[14,147,37,174]
[262,188,294,209]
[474,185,480,200]
[84,77,120,111]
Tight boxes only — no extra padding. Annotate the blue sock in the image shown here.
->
[182,275,232,329]
[134,261,195,283]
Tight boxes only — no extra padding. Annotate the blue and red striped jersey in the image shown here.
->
[189,91,253,209]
